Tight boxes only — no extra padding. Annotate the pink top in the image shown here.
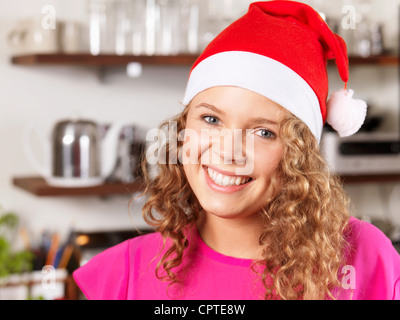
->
[73,217,400,300]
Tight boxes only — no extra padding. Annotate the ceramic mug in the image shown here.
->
[7,17,60,54]
[59,21,82,53]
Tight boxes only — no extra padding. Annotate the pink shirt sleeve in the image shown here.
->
[73,240,130,300]
[346,217,400,300]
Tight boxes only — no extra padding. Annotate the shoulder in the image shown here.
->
[126,231,163,255]
[345,217,400,263]
[73,231,162,300]
[343,217,400,300]
[346,216,393,249]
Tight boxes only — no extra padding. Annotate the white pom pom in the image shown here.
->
[326,89,367,137]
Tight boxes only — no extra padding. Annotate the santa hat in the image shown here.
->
[182,0,367,142]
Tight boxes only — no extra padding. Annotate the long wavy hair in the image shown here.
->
[139,104,351,300]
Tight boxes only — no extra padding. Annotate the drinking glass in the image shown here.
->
[87,0,115,55]
[114,0,131,55]
[179,0,200,54]
[128,0,147,55]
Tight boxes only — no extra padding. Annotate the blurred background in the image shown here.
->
[0,0,399,299]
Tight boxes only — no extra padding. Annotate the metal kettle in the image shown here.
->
[24,118,126,187]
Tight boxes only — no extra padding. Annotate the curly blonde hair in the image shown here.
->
[139,104,351,300]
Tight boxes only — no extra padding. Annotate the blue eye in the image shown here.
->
[202,115,220,125]
[255,129,275,139]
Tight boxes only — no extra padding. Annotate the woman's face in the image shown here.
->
[182,86,286,220]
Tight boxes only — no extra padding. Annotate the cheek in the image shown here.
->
[253,146,283,178]
[181,126,213,164]
[181,130,199,165]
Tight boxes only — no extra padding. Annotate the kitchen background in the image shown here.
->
[0,0,399,299]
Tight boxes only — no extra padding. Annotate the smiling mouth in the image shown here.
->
[205,166,253,187]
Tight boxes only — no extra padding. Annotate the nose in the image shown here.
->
[213,129,247,165]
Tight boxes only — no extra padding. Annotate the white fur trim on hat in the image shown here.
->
[182,51,323,141]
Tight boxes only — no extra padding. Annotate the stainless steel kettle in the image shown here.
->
[24,118,126,187]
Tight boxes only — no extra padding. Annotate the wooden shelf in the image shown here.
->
[339,173,400,184]
[12,174,400,197]
[12,176,145,197]
[10,53,198,66]
[329,55,399,66]
[348,55,399,66]
[10,53,398,67]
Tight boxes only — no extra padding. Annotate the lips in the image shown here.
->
[206,167,251,187]
[203,164,253,188]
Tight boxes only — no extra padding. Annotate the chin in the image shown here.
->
[199,202,257,220]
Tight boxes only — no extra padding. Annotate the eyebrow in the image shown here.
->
[194,103,226,116]
[250,117,279,126]
[194,103,279,126]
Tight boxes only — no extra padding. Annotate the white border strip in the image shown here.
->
[182,51,323,141]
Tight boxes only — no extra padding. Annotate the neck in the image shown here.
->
[196,211,264,260]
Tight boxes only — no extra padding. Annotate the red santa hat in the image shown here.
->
[182,0,367,142]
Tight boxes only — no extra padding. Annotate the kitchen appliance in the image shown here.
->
[321,132,400,174]
[24,119,126,187]
[108,125,146,184]
[72,228,152,266]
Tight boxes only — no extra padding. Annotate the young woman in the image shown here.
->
[73,1,400,300]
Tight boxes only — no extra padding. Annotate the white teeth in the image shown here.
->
[216,173,223,185]
[222,176,230,186]
[206,167,251,187]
